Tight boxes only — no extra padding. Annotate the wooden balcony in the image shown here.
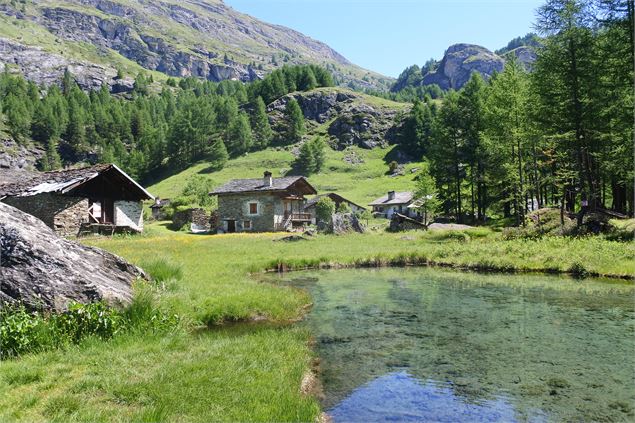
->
[285,212,312,222]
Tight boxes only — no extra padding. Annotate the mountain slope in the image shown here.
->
[0,0,390,91]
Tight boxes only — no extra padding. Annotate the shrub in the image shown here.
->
[0,302,122,359]
[0,291,180,359]
[315,197,335,231]
[568,261,589,279]
[336,202,351,214]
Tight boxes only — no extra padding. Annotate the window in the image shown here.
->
[243,220,252,230]
[249,202,258,215]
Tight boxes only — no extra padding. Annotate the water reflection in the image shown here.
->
[283,268,635,422]
[329,371,544,423]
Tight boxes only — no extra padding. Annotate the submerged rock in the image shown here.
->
[0,202,143,311]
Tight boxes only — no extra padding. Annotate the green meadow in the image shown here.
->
[148,145,421,208]
[0,221,633,422]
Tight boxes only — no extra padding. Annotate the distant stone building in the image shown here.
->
[150,198,170,220]
[369,191,419,219]
[304,192,366,224]
[210,171,317,233]
[0,164,154,237]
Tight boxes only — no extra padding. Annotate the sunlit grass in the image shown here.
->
[1,223,632,421]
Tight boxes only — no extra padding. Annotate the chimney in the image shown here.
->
[263,171,273,187]
[388,191,396,200]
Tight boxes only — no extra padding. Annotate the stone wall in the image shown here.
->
[217,193,281,232]
[3,193,88,237]
[114,200,143,232]
[172,208,210,231]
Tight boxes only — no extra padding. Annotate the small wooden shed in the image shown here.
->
[0,163,154,237]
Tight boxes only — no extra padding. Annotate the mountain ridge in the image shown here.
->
[0,0,391,91]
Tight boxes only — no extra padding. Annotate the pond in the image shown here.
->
[282,268,635,422]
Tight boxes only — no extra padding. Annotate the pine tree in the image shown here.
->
[206,136,228,171]
[399,100,433,157]
[295,140,315,174]
[414,162,440,225]
[293,136,326,175]
[533,0,600,215]
[3,93,31,142]
[226,113,253,157]
[250,96,273,150]
[458,72,487,222]
[485,58,533,224]
[282,98,305,144]
[298,67,318,91]
[311,136,326,172]
[429,91,465,222]
[40,138,62,171]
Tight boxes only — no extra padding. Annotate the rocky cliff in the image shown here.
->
[422,44,505,90]
[0,0,389,91]
[394,42,538,92]
[0,202,143,311]
[268,88,409,150]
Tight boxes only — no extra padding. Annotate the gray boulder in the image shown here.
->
[0,202,143,311]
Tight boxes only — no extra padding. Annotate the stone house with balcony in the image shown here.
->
[0,164,154,237]
[369,191,420,219]
[210,171,317,233]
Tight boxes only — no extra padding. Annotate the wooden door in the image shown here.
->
[227,220,236,233]
[102,199,115,224]
[283,201,292,217]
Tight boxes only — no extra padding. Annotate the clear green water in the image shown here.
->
[282,268,635,422]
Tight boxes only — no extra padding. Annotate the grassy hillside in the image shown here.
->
[150,145,422,207]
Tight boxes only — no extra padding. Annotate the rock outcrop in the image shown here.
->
[268,89,407,150]
[0,38,134,92]
[0,202,143,311]
[422,44,504,90]
[508,46,538,70]
[0,138,44,172]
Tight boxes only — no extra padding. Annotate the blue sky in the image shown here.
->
[224,0,544,77]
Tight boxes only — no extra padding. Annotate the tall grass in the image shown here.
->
[140,257,183,284]
[0,284,180,359]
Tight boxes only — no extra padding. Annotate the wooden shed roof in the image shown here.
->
[0,164,154,201]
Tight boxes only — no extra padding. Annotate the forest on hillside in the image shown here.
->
[397,0,633,221]
[0,0,632,221]
[0,64,332,180]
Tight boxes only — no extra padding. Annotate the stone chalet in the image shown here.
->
[210,171,317,233]
[0,164,154,237]
[369,191,420,219]
[304,193,366,224]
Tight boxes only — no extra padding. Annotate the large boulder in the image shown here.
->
[0,202,143,311]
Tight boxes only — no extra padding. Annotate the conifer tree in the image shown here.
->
[226,112,253,157]
[250,96,273,150]
[282,98,305,144]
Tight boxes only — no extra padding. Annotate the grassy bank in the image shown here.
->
[0,224,633,421]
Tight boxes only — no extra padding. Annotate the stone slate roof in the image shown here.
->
[368,191,414,206]
[304,193,366,210]
[211,176,316,195]
[0,163,153,200]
